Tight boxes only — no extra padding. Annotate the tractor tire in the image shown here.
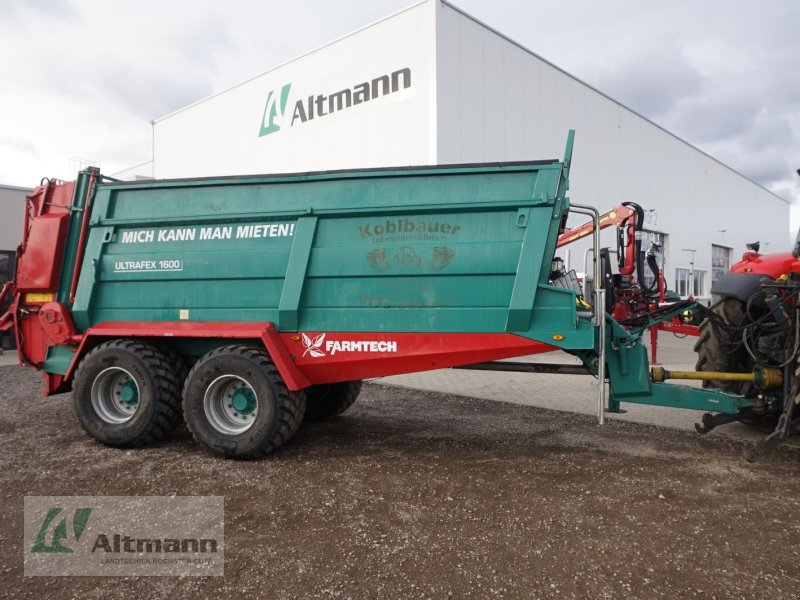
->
[694,297,750,393]
[72,340,183,447]
[182,345,306,459]
[303,381,362,422]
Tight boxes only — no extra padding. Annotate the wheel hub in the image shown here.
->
[231,387,256,415]
[204,375,259,435]
[119,379,139,405]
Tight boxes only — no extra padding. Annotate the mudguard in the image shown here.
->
[710,272,772,303]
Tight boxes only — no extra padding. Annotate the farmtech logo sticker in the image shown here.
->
[299,333,398,358]
[24,496,224,576]
[302,333,326,358]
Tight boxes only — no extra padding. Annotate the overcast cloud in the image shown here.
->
[1,0,798,230]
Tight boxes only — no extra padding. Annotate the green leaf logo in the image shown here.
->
[259,84,292,137]
[31,507,93,553]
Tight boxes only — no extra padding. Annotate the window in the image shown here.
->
[694,270,704,297]
[675,269,689,296]
[0,251,12,286]
[711,245,730,288]
[0,251,13,350]
[675,268,705,298]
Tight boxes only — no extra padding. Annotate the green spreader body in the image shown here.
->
[73,151,587,346]
[4,131,750,420]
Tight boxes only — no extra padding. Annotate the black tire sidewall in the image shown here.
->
[183,353,279,457]
[73,346,159,445]
[304,381,361,422]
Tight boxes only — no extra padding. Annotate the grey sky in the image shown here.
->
[1,0,798,225]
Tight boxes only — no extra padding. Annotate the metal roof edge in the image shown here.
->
[0,183,33,192]
[113,159,153,171]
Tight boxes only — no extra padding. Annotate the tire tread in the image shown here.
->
[182,344,305,459]
[693,298,748,393]
[73,339,183,447]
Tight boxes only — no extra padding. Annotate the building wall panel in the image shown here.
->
[436,1,788,298]
[153,2,436,179]
[143,0,789,301]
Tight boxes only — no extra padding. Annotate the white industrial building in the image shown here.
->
[0,184,29,349]
[0,184,29,286]
[116,0,789,301]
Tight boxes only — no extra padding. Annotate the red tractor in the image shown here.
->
[694,224,800,445]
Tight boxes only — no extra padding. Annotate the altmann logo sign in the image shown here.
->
[258,67,412,137]
[24,496,224,576]
[260,84,292,136]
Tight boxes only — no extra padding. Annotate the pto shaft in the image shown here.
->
[651,366,783,389]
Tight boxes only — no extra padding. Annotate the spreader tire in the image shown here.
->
[156,344,190,387]
[155,343,190,422]
[182,345,306,459]
[72,340,182,447]
[303,381,362,422]
[694,297,749,393]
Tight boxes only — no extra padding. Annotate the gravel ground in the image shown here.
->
[1,364,800,599]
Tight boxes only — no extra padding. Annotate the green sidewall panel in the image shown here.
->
[70,158,591,350]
